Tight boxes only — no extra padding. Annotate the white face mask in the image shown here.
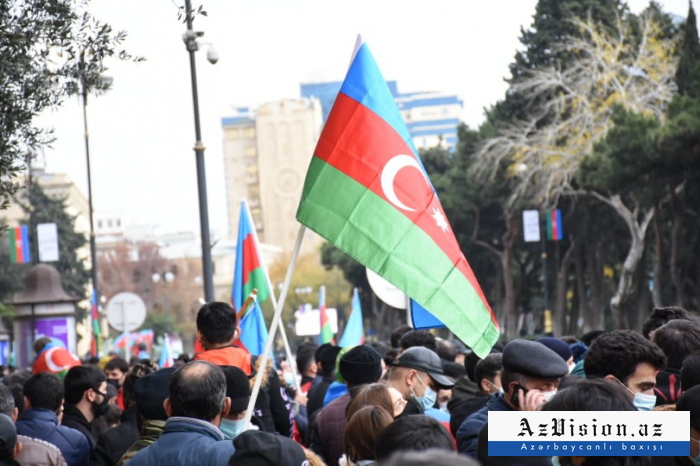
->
[486,379,504,395]
[439,401,449,413]
[542,390,557,402]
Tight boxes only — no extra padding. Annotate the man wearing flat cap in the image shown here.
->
[456,339,569,458]
[386,346,454,417]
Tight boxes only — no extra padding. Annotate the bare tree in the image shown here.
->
[473,13,677,329]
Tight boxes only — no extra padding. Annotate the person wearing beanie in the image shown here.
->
[537,337,574,372]
[219,366,253,440]
[229,430,307,466]
[116,368,176,465]
[457,339,570,458]
[308,345,383,466]
[307,345,342,419]
[0,414,20,466]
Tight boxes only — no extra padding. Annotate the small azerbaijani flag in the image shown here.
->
[9,226,30,264]
[339,288,364,347]
[159,334,174,368]
[318,286,334,345]
[295,38,499,357]
[547,209,563,241]
[91,290,101,358]
[232,200,270,356]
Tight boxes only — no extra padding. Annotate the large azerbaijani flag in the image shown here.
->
[296,40,499,357]
[232,200,270,355]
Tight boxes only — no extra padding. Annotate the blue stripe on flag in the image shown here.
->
[410,299,445,329]
[339,43,431,190]
[21,226,30,263]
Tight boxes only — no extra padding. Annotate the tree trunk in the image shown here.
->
[501,210,519,340]
[553,241,575,336]
[572,240,588,334]
[583,240,606,332]
[601,194,655,330]
[669,185,685,307]
[652,205,663,307]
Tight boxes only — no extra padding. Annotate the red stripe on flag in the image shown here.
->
[550,211,557,240]
[314,93,494,323]
[14,227,23,263]
[241,233,262,286]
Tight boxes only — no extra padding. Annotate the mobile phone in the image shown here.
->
[511,384,528,408]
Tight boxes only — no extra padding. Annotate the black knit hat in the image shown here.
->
[134,367,176,420]
[221,366,251,413]
[339,345,382,385]
[319,345,342,367]
[231,431,307,466]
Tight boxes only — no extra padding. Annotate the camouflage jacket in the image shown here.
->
[116,420,166,466]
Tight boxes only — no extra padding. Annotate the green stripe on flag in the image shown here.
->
[298,157,499,356]
[8,232,16,264]
[242,268,269,308]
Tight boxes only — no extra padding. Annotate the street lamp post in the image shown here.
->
[183,0,216,303]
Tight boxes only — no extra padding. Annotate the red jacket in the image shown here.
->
[194,346,252,375]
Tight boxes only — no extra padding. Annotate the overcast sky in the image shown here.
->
[35,0,695,239]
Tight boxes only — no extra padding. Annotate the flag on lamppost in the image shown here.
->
[91,290,100,358]
[547,209,563,241]
[9,226,30,264]
[295,39,498,356]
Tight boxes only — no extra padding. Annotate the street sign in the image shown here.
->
[366,268,407,310]
[106,292,147,332]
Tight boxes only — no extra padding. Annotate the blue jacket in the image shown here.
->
[128,417,235,466]
[16,408,90,466]
[456,393,513,457]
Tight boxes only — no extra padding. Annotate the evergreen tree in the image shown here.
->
[676,2,700,97]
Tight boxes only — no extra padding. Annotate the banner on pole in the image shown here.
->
[37,223,59,262]
[9,225,30,264]
[523,210,541,243]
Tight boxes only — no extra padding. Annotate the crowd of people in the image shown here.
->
[0,303,699,466]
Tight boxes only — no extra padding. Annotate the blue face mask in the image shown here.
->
[219,418,246,440]
[412,374,438,412]
[615,378,656,411]
[283,372,295,388]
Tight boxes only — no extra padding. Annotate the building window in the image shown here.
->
[245,146,257,157]
[97,220,103,229]
[244,127,256,139]
[227,128,240,139]
[116,219,121,227]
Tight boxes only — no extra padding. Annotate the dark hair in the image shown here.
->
[104,357,129,373]
[443,361,467,379]
[0,385,14,418]
[436,340,457,362]
[196,302,238,345]
[169,360,226,421]
[681,350,700,391]
[344,405,393,462]
[347,383,395,419]
[64,366,107,405]
[542,378,636,411]
[474,353,503,387]
[581,330,606,347]
[384,348,399,367]
[296,345,317,375]
[499,369,527,395]
[399,330,437,353]
[584,330,667,384]
[24,372,64,411]
[651,320,700,370]
[642,306,695,339]
[374,415,454,462]
[8,385,23,415]
[383,449,478,466]
[464,351,481,381]
[123,362,158,408]
[390,325,412,349]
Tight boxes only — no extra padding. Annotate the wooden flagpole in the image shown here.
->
[243,224,306,428]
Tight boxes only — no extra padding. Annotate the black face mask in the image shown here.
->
[92,390,110,418]
[106,379,121,390]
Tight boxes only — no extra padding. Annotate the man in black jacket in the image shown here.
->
[92,363,157,466]
[62,366,109,451]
